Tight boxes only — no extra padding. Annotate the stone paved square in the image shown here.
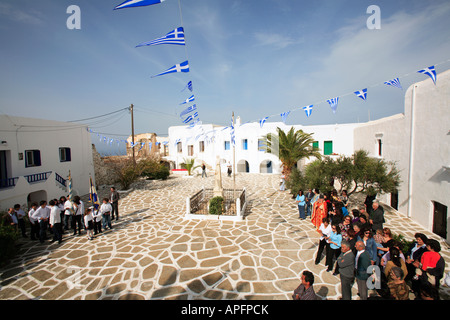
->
[0,174,449,300]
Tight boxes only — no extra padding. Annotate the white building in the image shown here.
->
[0,115,95,210]
[354,69,450,243]
[167,118,360,174]
[168,69,449,243]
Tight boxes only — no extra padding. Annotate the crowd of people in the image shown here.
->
[292,188,447,300]
[1,187,120,243]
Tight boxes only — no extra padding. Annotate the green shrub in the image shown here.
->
[0,223,19,266]
[209,197,224,215]
[139,159,170,180]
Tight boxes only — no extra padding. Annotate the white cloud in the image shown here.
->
[0,3,44,25]
[254,31,297,49]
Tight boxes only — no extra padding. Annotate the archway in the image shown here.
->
[237,160,250,173]
[260,160,273,173]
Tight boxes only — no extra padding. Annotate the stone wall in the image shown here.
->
[92,144,118,187]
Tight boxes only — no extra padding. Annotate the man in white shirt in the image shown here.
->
[63,197,74,231]
[14,204,28,238]
[100,198,113,230]
[49,200,62,244]
[32,200,50,243]
[72,196,84,236]
[28,203,39,241]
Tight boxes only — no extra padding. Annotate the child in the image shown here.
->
[84,208,94,240]
[92,206,102,235]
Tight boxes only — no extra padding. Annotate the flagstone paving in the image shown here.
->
[0,173,449,300]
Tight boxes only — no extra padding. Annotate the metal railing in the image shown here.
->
[24,171,52,184]
[55,172,67,187]
[188,188,246,216]
[0,177,19,189]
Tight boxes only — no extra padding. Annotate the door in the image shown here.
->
[390,191,398,210]
[432,201,447,240]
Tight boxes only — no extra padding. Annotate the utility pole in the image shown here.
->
[130,104,135,165]
[232,111,236,203]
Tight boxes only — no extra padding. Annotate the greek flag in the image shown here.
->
[384,78,402,90]
[259,117,269,128]
[179,104,197,118]
[136,27,185,47]
[89,176,100,210]
[189,118,201,128]
[417,66,437,85]
[180,95,195,105]
[151,60,189,78]
[327,98,339,114]
[303,105,313,117]
[280,111,290,124]
[354,88,368,100]
[114,0,165,10]
[182,81,193,92]
[230,125,235,146]
[182,115,194,124]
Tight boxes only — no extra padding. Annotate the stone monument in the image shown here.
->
[213,156,224,198]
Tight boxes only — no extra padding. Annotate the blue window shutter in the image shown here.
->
[34,150,41,166]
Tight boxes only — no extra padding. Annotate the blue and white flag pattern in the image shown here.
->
[230,125,235,146]
[417,66,437,85]
[179,104,197,118]
[327,98,339,114]
[151,60,189,78]
[384,78,402,90]
[303,105,313,118]
[136,27,185,47]
[354,88,368,101]
[182,81,193,92]
[259,117,269,128]
[280,111,290,124]
[180,95,195,105]
[114,0,165,10]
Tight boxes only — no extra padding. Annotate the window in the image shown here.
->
[258,139,266,152]
[188,145,194,156]
[312,141,319,151]
[177,142,182,153]
[242,139,248,150]
[199,141,205,153]
[59,147,71,162]
[25,150,41,168]
[377,139,382,157]
[224,141,230,151]
[323,141,333,155]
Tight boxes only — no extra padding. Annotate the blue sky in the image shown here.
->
[1,0,450,155]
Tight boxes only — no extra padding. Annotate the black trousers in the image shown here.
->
[94,220,102,234]
[18,218,27,237]
[72,215,83,235]
[30,221,40,240]
[52,223,62,243]
[315,238,329,264]
[111,202,119,220]
[326,246,341,272]
[39,220,48,243]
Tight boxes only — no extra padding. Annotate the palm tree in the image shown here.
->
[264,127,321,178]
[180,157,200,176]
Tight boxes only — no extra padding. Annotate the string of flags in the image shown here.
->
[114,0,202,129]
[88,128,169,150]
[249,64,442,129]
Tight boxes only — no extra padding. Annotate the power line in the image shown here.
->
[68,107,129,123]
